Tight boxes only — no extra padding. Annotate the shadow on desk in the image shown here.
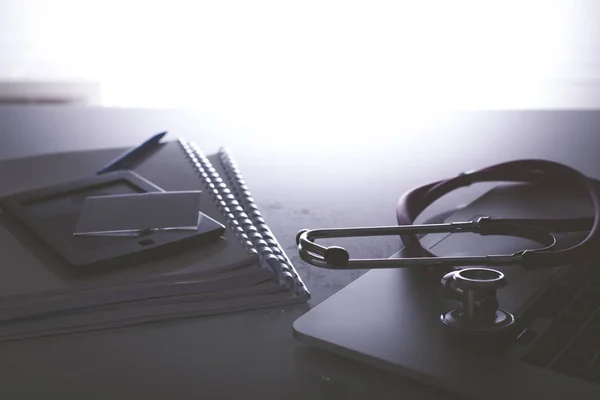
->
[293,346,460,400]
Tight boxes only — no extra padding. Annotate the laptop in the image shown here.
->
[293,183,600,399]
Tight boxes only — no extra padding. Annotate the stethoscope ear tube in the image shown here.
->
[297,217,558,270]
[297,159,600,270]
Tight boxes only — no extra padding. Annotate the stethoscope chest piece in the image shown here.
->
[440,268,517,339]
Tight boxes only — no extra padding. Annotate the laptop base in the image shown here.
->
[293,184,600,398]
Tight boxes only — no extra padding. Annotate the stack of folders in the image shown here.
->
[0,138,309,341]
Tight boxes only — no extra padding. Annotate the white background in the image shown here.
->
[1,0,600,131]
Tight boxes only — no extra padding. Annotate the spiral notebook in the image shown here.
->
[0,138,309,341]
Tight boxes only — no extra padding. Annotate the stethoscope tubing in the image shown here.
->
[297,159,600,270]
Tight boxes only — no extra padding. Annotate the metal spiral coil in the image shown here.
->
[178,139,257,256]
[181,138,297,288]
[218,148,310,297]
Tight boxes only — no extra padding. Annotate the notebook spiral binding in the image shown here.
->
[178,139,308,297]
[180,139,293,289]
[218,147,310,299]
[178,140,256,254]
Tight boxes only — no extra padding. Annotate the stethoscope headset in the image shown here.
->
[297,159,600,339]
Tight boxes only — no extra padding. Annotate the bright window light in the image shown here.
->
[2,0,597,136]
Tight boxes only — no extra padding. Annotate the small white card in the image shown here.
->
[74,191,202,236]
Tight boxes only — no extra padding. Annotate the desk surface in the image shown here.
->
[1,106,600,399]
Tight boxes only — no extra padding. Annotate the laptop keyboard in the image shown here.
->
[521,262,600,384]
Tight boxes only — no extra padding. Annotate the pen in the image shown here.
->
[97,131,167,174]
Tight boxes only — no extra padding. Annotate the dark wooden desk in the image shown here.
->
[1,106,599,399]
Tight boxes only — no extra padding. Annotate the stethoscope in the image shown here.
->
[297,159,600,340]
